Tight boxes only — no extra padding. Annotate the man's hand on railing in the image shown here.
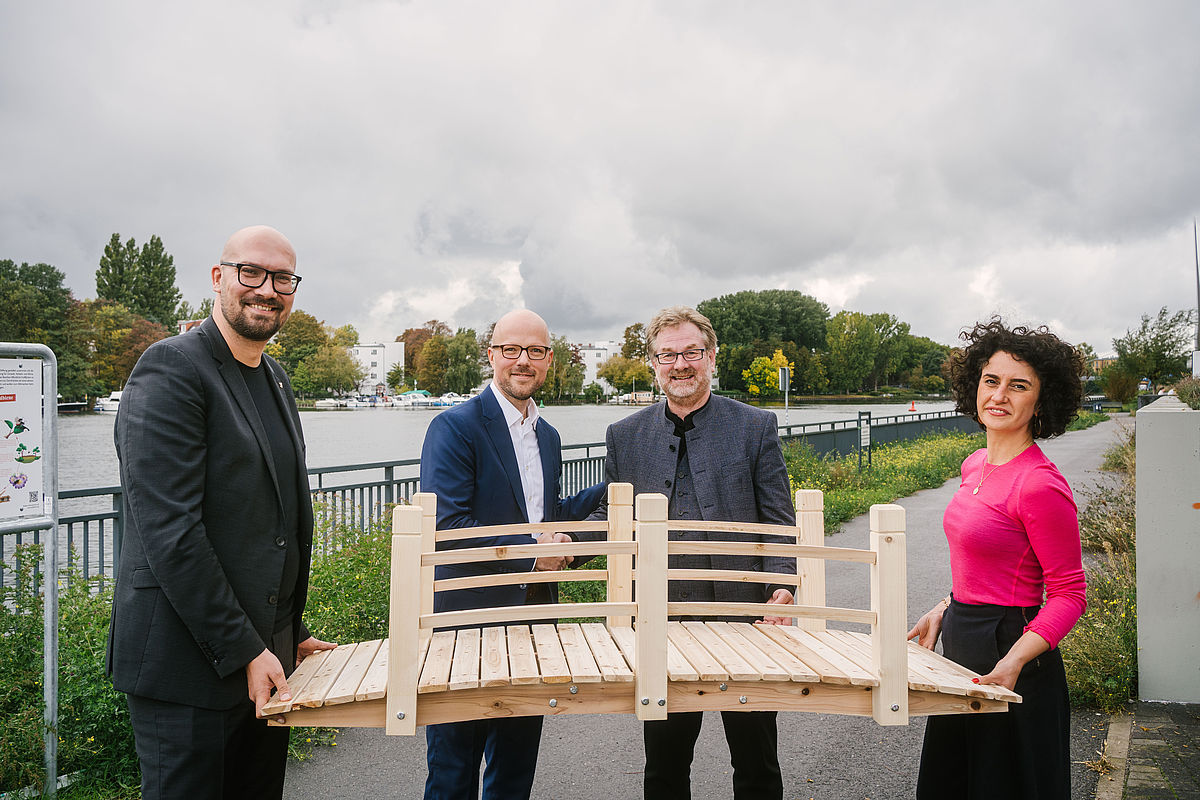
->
[758,588,795,625]
[533,531,575,571]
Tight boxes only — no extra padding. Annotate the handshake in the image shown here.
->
[533,531,575,571]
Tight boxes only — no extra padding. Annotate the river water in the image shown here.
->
[58,399,954,491]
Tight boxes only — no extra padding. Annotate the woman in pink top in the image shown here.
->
[908,318,1087,800]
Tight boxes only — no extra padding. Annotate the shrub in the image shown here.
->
[1066,410,1109,431]
[1173,376,1200,410]
[1062,543,1138,712]
[0,546,138,796]
[303,515,393,643]
[784,431,985,532]
[1061,429,1139,712]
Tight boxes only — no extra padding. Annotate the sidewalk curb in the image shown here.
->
[1095,710,1132,800]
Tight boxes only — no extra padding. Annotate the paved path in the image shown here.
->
[284,416,1129,799]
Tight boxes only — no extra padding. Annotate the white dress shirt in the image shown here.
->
[488,382,545,531]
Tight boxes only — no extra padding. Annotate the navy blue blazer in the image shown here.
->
[419,388,606,613]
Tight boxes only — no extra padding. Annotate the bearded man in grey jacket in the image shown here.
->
[586,305,796,800]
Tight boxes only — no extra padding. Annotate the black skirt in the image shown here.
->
[915,598,1071,800]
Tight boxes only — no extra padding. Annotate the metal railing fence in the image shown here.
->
[2,410,972,589]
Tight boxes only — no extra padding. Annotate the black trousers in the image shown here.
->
[644,710,782,800]
[127,625,295,800]
[916,599,1071,800]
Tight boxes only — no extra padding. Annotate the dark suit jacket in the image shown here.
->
[589,394,796,603]
[419,387,606,613]
[106,317,314,711]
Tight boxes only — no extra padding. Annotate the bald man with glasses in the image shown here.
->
[418,308,606,800]
[108,226,335,799]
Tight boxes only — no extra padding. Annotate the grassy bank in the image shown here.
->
[1061,426,1138,712]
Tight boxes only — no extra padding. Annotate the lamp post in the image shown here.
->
[1193,219,1199,377]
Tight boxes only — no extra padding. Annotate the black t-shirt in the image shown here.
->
[238,360,301,631]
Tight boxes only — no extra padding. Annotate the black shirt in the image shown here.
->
[238,360,301,632]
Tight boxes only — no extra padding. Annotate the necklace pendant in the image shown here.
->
[972,487,980,495]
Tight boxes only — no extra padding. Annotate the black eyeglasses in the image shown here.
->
[490,344,551,361]
[652,348,706,365]
[220,262,303,295]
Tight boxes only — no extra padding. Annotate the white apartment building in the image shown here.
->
[350,341,404,395]
[578,340,616,394]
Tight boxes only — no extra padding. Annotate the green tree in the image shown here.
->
[697,289,829,349]
[793,348,829,395]
[621,323,647,359]
[742,350,794,399]
[0,260,92,399]
[715,343,755,391]
[417,335,450,395]
[330,324,359,348]
[386,362,408,393]
[134,235,181,327]
[825,310,879,393]
[273,310,328,374]
[96,233,181,327]
[1099,362,1139,404]
[597,355,654,394]
[582,382,606,404]
[175,297,214,325]
[868,313,911,390]
[299,343,365,396]
[1112,307,1194,392]
[71,300,166,393]
[538,335,586,401]
[95,234,139,308]
[1077,342,1099,373]
[444,328,483,395]
[402,320,452,377]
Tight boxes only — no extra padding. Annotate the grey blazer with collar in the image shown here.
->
[590,393,796,603]
[107,316,314,710]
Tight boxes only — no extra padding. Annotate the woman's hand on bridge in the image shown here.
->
[906,604,945,651]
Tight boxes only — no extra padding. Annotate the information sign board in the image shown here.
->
[0,357,45,521]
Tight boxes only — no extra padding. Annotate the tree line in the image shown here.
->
[0,235,373,400]
[594,289,954,398]
[395,321,588,401]
[3,236,1193,404]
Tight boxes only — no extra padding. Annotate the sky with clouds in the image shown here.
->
[3,1,1199,355]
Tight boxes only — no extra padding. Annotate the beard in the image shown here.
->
[495,367,544,402]
[221,294,287,342]
[662,366,711,403]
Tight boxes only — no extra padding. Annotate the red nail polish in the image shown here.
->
[971,678,980,683]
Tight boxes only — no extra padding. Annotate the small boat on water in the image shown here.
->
[93,391,123,412]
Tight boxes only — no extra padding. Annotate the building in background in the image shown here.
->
[351,341,404,395]
[578,340,616,394]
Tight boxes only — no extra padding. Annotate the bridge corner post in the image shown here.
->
[794,489,826,631]
[607,483,634,628]
[413,492,438,640]
[869,504,908,725]
[387,505,424,735]
[634,493,668,721]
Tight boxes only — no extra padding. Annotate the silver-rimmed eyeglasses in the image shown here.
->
[220,262,303,295]
[652,348,707,365]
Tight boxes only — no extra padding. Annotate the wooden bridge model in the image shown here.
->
[265,485,1019,734]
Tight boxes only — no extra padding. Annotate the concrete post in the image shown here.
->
[1135,395,1200,701]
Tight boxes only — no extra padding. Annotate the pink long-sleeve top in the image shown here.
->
[944,444,1087,648]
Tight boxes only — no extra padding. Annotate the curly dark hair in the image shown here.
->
[947,317,1085,439]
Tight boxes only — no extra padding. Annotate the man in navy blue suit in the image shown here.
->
[419,308,606,800]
